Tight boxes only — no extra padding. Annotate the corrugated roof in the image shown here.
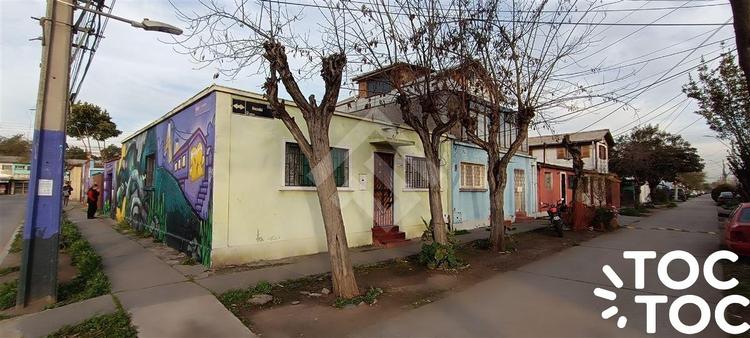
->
[528,129,613,147]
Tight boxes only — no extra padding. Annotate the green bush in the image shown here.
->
[418,242,462,270]
[593,206,617,231]
[0,280,17,310]
[619,207,641,217]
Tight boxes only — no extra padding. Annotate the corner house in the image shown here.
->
[116,85,449,267]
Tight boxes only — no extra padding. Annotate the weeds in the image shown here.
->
[47,307,137,338]
[333,287,383,308]
[217,281,274,315]
[453,229,470,236]
[9,227,23,254]
[54,219,111,307]
[0,280,17,310]
[0,266,19,277]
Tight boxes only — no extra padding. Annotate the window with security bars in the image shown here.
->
[460,162,485,190]
[284,143,348,187]
[405,156,428,189]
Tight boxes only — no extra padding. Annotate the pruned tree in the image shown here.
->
[172,0,360,297]
[458,0,607,251]
[343,0,469,246]
[67,101,121,158]
[610,125,704,198]
[684,52,750,200]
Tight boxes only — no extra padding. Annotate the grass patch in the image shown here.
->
[47,307,137,338]
[9,226,23,254]
[333,287,383,308]
[0,280,17,310]
[453,229,470,236]
[54,218,111,307]
[217,281,273,315]
[0,266,19,277]
[619,207,643,217]
[666,202,678,208]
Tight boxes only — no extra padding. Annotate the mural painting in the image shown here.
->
[115,93,215,265]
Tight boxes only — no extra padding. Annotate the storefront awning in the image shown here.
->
[368,138,415,147]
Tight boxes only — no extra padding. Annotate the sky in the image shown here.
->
[0,0,738,182]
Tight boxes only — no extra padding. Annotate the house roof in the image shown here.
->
[528,129,614,147]
[350,62,430,82]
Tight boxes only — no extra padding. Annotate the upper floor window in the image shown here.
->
[582,145,591,158]
[599,145,607,160]
[284,142,349,187]
[556,148,568,160]
[405,156,428,189]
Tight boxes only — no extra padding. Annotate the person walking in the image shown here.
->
[86,184,100,219]
[62,181,73,207]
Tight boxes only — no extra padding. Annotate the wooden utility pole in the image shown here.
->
[730,0,750,89]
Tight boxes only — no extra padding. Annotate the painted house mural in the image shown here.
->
[115,93,215,265]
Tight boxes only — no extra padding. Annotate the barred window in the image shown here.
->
[405,156,428,189]
[284,143,348,187]
[544,172,553,190]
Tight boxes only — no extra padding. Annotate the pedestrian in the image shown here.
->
[62,181,73,207]
[86,184,99,219]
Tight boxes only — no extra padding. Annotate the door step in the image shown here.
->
[372,225,410,248]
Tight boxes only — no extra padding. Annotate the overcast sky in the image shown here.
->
[0,0,737,181]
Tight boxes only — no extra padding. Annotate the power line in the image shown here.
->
[258,0,732,26]
[674,116,703,134]
[573,17,730,132]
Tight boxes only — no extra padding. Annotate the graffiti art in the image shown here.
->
[115,93,215,266]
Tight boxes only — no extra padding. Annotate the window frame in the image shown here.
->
[404,155,429,190]
[145,154,156,188]
[544,171,553,190]
[598,144,608,160]
[281,140,352,190]
[460,162,486,191]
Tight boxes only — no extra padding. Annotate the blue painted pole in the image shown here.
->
[16,0,73,307]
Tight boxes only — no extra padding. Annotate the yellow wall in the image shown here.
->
[69,165,84,203]
[210,89,451,266]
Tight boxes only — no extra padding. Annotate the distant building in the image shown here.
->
[529,129,620,210]
[0,156,31,195]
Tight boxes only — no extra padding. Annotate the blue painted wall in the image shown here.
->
[451,141,537,230]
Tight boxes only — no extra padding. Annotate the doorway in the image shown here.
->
[373,152,394,226]
[514,169,526,215]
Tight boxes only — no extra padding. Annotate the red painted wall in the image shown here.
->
[537,166,574,211]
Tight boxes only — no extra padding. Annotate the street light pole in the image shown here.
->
[16,0,73,307]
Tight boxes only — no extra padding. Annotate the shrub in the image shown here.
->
[619,208,641,217]
[712,184,737,202]
[593,206,617,231]
[418,242,463,270]
[0,280,17,310]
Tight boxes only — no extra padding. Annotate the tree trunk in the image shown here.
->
[730,0,750,90]
[424,142,448,244]
[487,153,507,252]
[308,127,359,298]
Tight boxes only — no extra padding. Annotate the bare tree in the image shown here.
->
[172,0,359,297]
[343,0,470,246]
[460,0,605,251]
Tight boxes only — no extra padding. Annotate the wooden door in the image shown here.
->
[373,152,394,226]
[514,169,526,214]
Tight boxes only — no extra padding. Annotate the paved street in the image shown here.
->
[355,195,727,338]
[0,195,25,255]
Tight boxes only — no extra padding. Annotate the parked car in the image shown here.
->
[718,191,735,205]
[724,203,750,256]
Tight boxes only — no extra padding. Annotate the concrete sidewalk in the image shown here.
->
[66,210,254,338]
[196,220,548,293]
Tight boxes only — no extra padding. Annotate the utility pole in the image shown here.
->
[722,160,728,184]
[16,0,73,307]
[730,0,750,89]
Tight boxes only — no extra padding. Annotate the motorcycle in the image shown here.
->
[544,200,566,237]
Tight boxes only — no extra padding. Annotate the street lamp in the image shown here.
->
[17,0,181,308]
[67,2,183,35]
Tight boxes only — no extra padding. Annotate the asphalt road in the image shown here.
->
[0,194,25,255]
[355,195,728,338]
